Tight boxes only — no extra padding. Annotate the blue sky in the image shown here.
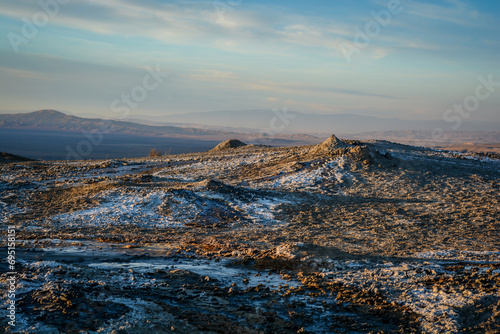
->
[0,0,499,123]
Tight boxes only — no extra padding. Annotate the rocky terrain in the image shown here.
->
[1,135,499,333]
[347,131,500,155]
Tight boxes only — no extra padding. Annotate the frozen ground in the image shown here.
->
[1,136,499,333]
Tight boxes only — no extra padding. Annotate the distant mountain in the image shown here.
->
[123,117,262,134]
[0,110,320,160]
[3,110,496,161]
[0,109,227,139]
[142,110,499,135]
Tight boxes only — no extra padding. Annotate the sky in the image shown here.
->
[0,0,499,123]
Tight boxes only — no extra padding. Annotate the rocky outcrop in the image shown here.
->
[210,139,247,152]
[309,134,393,167]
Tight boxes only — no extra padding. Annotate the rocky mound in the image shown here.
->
[195,179,251,198]
[309,135,353,156]
[210,139,247,152]
[309,135,393,167]
[196,179,228,191]
[313,134,348,153]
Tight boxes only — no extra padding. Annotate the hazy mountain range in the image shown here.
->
[122,109,500,135]
[2,109,498,135]
[0,110,226,139]
[1,110,498,160]
[0,110,319,160]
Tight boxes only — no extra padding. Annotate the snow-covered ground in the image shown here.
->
[1,139,499,333]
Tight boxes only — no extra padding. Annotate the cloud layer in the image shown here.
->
[0,0,499,122]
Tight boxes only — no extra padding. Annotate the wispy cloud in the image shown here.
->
[0,0,499,122]
[0,0,373,59]
[404,0,481,26]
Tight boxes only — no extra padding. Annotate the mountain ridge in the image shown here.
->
[0,110,321,160]
[123,109,500,134]
[0,109,228,138]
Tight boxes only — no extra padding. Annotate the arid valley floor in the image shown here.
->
[1,136,499,333]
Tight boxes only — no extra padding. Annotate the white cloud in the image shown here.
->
[1,0,360,60]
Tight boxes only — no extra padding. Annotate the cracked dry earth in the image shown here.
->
[1,135,499,333]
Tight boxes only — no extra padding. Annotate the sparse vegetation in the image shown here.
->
[149,148,163,157]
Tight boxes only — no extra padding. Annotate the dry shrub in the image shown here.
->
[149,148,163,157]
